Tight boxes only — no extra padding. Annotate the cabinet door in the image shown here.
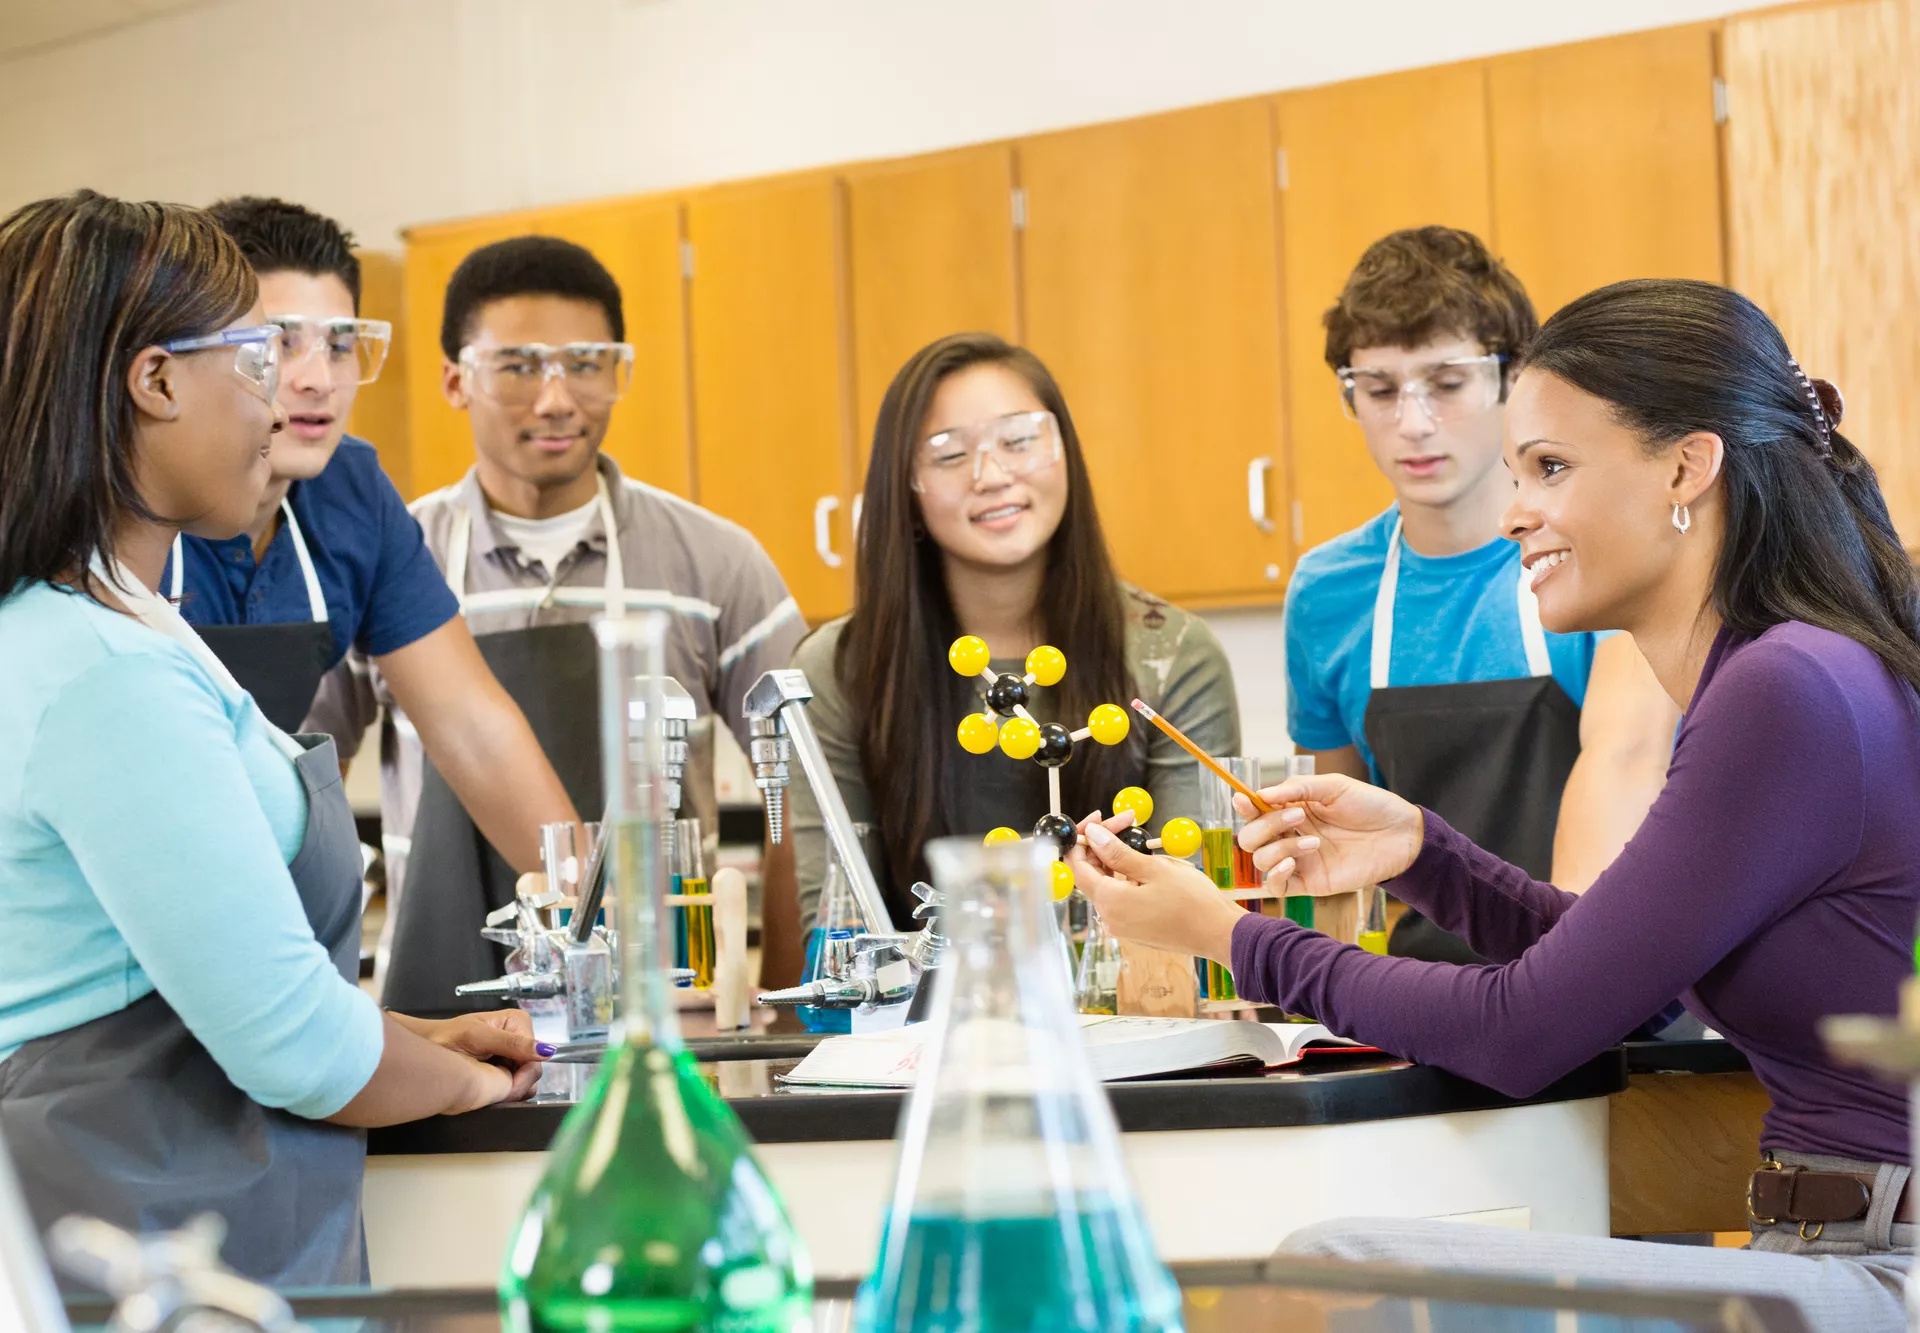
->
[845,145,1020,465]
[1020,98,1291,603]
[345,250,413,498]
[1275,63,1494,556]
[537,198,694,500]
[1488,25,1725,318]
[1724,0,1920,544]
[402,215,531,499]
[686,174,854,623]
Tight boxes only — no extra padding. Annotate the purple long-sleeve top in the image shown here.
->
[1233,621,1920,1165]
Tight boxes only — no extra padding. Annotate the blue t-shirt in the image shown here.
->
[1284,505,1605,781]
[165,437,459,668]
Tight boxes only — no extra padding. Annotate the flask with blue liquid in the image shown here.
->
[855,835,1183,1333]
[797,830,874,1034]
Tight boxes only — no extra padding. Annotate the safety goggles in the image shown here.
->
[910,410,1063,492]
[459,342,635,408]
[269,315,393,387]
[1336,353,1506,426]
[162,324,281,402]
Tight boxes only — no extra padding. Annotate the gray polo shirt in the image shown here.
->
[307,452,805,907]
[787,584,1241,922]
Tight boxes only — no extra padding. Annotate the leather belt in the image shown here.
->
[1747,1159,1907,1241]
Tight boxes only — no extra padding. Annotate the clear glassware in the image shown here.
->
[1074,906,1123,1016]
[501,614,811,1332]
[669,817,714,989]
[798,825,874,1034]
[855,836,1183,1333]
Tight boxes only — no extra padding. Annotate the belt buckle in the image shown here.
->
[1748,1159,1785,1226]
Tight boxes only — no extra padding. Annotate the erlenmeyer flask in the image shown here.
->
[798,827,873,1034]
[501,615,812,1332]
[855,836,1183,1333]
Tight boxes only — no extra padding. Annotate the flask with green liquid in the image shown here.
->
[501,615,812,1333]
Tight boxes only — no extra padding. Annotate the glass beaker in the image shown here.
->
[855,836,1182,1333]
[798,825,875,1035]
[1074,907,1122,1016]
[501,615,811,1332]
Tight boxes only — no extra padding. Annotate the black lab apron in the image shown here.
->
[1360,519,1581,964]
[380,483,619,1018]
[170,499,335,734]
[0,560,369,1288]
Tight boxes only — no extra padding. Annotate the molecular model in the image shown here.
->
[950,635,1203,894]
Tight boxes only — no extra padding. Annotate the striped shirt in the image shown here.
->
[306,453,805,904]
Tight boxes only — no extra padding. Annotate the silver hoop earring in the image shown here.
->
[1671,503,1691,535]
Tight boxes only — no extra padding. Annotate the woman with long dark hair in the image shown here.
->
[1072,279,1919,1328]
[0,192,547,1287]
[787,332,1240,924]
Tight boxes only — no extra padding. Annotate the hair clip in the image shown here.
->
[1787,355,1836,457]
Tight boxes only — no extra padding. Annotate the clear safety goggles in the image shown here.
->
[269,315,392,387]
[459,342,635,408]
[910,410,1063,492]
[162,324,281,403]
[1337,353,1506,426]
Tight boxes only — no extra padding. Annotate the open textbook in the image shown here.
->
[780,1015,1377,1089]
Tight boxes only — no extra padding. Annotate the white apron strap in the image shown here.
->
[280,500,329,624]
[595,474,624,621]
[1515,559,1553,679]
[1368,519,1403,691]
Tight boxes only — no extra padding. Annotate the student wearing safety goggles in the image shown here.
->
[309,236,806,1010]
[1280,227,1677,962]
[783,332,1241,930]
[168,198,580,982]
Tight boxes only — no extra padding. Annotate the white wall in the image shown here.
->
[0,0,1769,760]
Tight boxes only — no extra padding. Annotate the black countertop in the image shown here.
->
[1622,1037,1752,1076]
[369,1036,1627,1155]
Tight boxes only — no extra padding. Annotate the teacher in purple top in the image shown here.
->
[1071,279,1920,1331]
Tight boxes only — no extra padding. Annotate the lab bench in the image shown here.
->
[363,1031,1624,1286]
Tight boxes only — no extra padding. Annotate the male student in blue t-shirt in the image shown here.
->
[1284,227,1678,962]
[165,196,576,882]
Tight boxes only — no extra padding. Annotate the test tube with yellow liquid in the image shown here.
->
[670,817,714,989]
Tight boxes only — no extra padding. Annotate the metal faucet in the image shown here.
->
[458,675,699,1039]
[743,669,897,934]
[758,880,948,1021]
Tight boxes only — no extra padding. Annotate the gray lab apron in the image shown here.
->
[1359,520,1581,965]
[380,483,621,1018]
[170,500,336,734]
[0,734,370,1289]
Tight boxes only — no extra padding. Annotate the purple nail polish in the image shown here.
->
[536,1042,557,1058]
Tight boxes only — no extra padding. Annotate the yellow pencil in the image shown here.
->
[1129,698,1275,814]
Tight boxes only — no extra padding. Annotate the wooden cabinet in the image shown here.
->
[1724,0,1920,544]
[1488,25,1725,318]
[402,198,692,503]
[1019,98,1292,604]
[1274,63,1495,556]
[844,145,1021,463]
[345,250,412,496]
[686,174,855,623]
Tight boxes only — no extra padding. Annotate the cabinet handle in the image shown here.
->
[1248,457,1276,534]
[813,496,844,569]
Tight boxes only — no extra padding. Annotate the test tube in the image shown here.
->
[672,817,714,989]
[1282,756,1314,931]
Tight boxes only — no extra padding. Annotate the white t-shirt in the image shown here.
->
[488,497,600,577]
